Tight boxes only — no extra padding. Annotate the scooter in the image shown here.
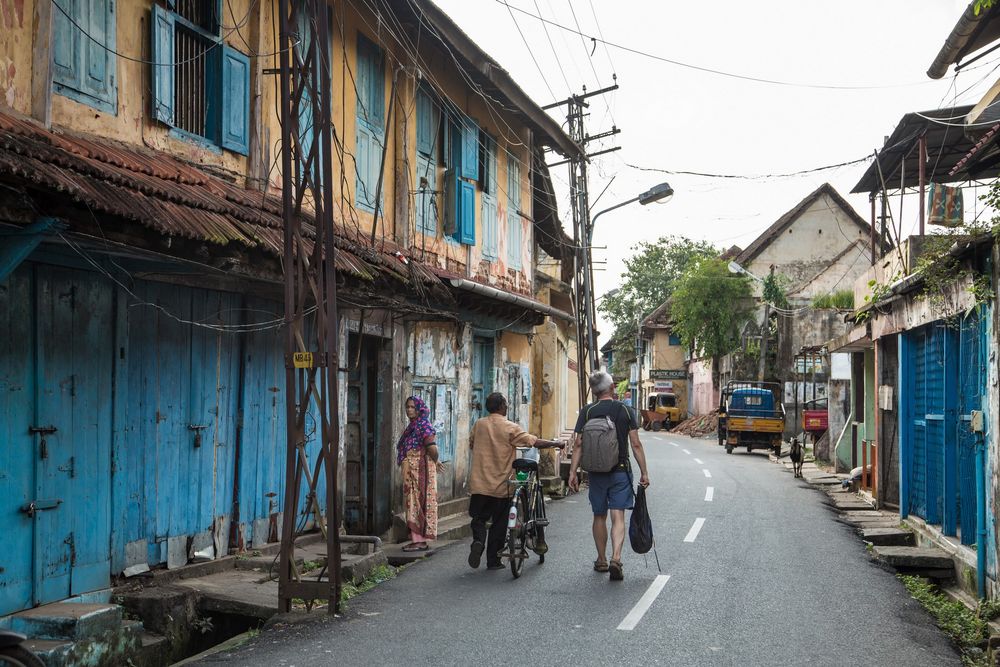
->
[0,631,43,667]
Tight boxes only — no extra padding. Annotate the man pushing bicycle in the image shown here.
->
[467,392,564,570]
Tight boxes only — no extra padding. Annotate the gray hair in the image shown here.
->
[589,370,614,395]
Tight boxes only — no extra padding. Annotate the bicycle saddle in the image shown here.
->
[512,457,538,472]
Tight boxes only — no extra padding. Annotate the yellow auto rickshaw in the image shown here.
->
[641,392,682,431]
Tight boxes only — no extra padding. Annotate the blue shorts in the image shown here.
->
[588,470,634,515]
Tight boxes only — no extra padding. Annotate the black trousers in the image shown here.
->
[469,494,509,566]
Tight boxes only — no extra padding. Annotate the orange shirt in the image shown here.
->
[468,414,538,497]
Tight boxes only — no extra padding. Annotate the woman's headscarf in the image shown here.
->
[397,395,436,465]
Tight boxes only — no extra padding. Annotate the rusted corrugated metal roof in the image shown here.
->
[0,109,438,286]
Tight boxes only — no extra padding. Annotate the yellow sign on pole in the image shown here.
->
[293,352,314,369]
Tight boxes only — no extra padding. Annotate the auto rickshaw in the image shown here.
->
[641,392,682,431]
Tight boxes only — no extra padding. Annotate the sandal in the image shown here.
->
[402,542,429,552]
[593,559,609,572]
[609,559,623,581]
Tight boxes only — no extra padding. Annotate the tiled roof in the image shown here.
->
[0,109,438,286]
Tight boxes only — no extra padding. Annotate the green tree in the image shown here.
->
[597,235,717,335]
[670,258,754,358]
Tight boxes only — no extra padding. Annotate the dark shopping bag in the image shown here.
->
[629,484,654,554]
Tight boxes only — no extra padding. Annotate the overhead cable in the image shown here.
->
[496,0,939,91]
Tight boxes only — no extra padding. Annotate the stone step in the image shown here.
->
[806,477,844,486]
[436,512,473,542]
[861,527,915,547]
[392,496,470,540]
[829,498,874,511]
[383,540,456,567]
[137,631,171,667]
[10,603,122,641]
[22,638,73,666]
[540,475,566,497]
[873,546,955,571]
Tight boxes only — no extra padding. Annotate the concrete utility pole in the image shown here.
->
[544,84,620,407]
[758,265,775,382]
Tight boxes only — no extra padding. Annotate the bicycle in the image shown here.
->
[500,447,554,578]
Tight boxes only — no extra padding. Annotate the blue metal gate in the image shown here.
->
[903,314,986,543]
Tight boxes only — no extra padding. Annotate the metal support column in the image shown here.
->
[277,0,342,614]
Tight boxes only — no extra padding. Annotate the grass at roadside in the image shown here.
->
[341,564,398,603]
[898,575,995,666]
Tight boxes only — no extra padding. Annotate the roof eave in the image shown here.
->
[929,3,984,79]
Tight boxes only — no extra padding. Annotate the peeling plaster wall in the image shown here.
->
[689,358,717,416]
[745,193,871,298]
[403,321,472,503]
[0,0,29,111]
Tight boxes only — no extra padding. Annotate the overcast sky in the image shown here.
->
[432,0,989,340]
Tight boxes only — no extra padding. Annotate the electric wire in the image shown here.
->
[496,0,940,91]
[51,0,297,66]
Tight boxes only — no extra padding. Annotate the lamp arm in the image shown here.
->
[588,195,641,244]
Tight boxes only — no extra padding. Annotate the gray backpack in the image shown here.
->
[580,402,624,473]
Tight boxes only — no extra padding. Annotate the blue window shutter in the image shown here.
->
[83,0,114,102]
[459,181,475,245]
[460,118,478,180]
[52,0,82,92]
[220,46,250,155]
[150,4,175,125]
[356,33,383,127]
[416,89,434,156]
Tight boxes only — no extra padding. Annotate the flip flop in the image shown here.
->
[593,559,609,572]
[609,559,624,581]
[402,542,429,552]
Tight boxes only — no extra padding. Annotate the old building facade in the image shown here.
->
[0,0,579,616]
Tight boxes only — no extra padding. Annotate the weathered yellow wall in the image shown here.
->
[0,0,33,113]
[0,0,537,298]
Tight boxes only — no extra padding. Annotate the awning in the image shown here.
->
[851,106,1000,193]
[447,278,574,322]
[825,323,872,353]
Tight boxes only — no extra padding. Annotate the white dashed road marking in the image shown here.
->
[703,469,712,478]
[705,486,714,501]
[694,458,703,464]
[616,574,671,631]
[682,449,691,455]
[670,443,679,447]
[683,518,706,543]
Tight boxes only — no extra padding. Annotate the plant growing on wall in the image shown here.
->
[670,258,754,359]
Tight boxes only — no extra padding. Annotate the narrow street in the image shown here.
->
[194,432,959,667]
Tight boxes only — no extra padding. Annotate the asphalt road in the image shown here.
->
[194,431,960,667]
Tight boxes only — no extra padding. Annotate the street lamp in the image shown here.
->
[581,183,674,375]
[588,182,674,243]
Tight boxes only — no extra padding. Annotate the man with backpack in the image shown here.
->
[568,371,651,581]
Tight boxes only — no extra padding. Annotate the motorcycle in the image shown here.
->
[0,631,43,667]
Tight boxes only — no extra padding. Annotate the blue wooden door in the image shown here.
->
[958,310,983,544]
[0,267,36,614]
[909,329,928,519]
[471,337,494,418]
[34,266,114,603]
[924,326,945,525]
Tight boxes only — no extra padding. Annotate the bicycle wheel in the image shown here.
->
[0,645,45,667]
[533,483,547,563]
[508,488,527,578]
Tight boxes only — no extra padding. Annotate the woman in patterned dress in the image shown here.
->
[397,396,444,551]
